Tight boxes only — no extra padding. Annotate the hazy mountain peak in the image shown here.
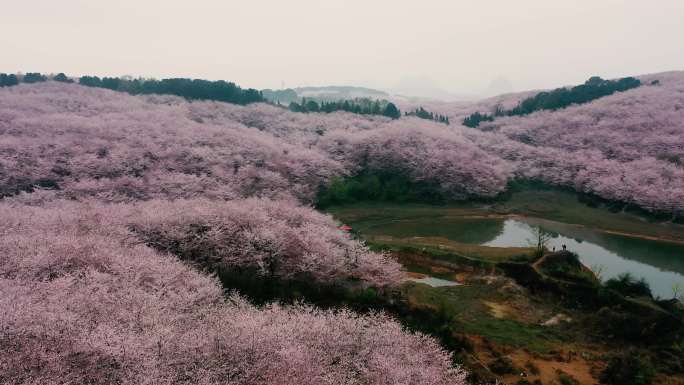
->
[484,76,514,97]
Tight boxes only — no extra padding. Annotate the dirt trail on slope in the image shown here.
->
[506,350,600,385]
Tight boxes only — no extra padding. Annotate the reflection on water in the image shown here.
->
[485,220,684,299]
[349,208,684,299]
[357,216,504,245]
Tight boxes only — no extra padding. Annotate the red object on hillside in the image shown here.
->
[339,224,352,232]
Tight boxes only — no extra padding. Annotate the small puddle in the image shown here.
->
[408,276,461,287]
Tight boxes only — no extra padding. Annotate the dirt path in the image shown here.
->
[506,350,600,385]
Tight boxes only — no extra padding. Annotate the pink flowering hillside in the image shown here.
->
[4,71,684,384]
[0,200,465,385]
[464,71,684,214]
[4,74,684,214]
[129,198,404,287]
[0,81,476,385]
[0,82,343,202]
[184,98,389,144]
[319,119,511,198]
[0,81,512,204]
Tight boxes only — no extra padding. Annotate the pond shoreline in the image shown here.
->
[507,213,684,246]
[328,197,684,299]
[448,211,684,245]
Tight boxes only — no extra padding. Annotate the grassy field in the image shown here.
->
[402,281,561,353]
[368,236,535,263]
[389,244,568,356]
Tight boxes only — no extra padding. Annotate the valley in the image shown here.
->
[2,70,683,385]
[327,187,684,384]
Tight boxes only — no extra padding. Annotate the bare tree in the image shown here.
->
[590,264,606,282]
[528,225,553,257]
[672,283,683,301]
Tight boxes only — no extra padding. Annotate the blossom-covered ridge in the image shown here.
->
[0,199,463,385]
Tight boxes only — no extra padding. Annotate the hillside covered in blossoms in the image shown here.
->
[2,72,684,215]
[2,71,684,385]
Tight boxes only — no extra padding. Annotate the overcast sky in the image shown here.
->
[2,0,683,96]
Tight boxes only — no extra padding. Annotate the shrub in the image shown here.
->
[600,354,655,385]
[489,355,518,375]
[525,361,541,375]
[605,273,653,298]
[22,72,48,83]
[53,72,73,83]
[558,371,580,385]
[0,73,19,87]
[405,106,450,125]
[516,380,543,385]
[316,172,446,207]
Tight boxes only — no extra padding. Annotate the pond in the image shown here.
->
[408,276,461,287]
[338,207,684,299]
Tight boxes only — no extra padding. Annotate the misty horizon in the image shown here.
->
[3,0,684,99]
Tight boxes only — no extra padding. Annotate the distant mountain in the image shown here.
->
[295,85,387,96]
[262,85,389,104]
[263,80,483,104]
[390,75,477,102]
[483,76,514,97]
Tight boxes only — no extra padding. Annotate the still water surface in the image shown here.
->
[485,219,684,299]
[357,215,684,298]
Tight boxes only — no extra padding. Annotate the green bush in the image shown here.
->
[605,273,653,298]
[316,171,446,208]
[525,361,540,375]
[516,379,543,385]
[489,355,518,375]
[558,371,580,385]
[599,354,655,385]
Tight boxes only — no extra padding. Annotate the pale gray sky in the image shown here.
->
[2,0,683,96]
